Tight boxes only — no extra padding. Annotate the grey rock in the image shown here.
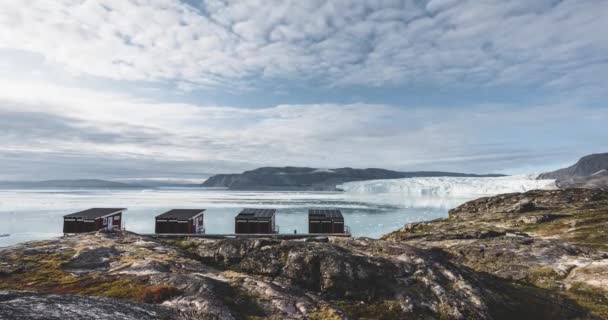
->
[62,246,119,272]
[0,291,176,320]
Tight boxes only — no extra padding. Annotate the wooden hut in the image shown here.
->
[308,209,345,234]
[63,208,126,234]
[155,209,205,234]
[235,208,277,234]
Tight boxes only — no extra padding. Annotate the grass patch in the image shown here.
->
[524,210,608,249]
[335,300,409,320]
[0,250,180,304]
[308,306,343,320]
[567,282,608,319]
[161,239,198,253]
[525,266,564,290]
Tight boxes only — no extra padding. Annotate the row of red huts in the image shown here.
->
[63,208,348,235]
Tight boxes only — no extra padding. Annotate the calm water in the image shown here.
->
[0,187,470,247]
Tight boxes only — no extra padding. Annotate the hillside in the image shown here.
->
[201,166,504,190]
[538,153,608,188]
[385,188,608,318]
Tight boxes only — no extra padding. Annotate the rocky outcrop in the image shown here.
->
[538,153,608,189]
[0,291,175,320]
[447,188,608,220]
[0,230,592,319]
[201,166,504,190]
[385,188,608,318]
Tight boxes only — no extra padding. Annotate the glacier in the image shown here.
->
[338,174,557,198]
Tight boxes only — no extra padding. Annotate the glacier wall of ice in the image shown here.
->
[338,174,557,198]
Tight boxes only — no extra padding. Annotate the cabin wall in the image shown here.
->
[100,213,122,231]
[193,216,204,233]
[63,219,100,233]
[333,221,345,233]
[309,218,345,234]
[235,219,273,234]
[155,220,191,234]
[112,213,122,229]
[235,219,247,233]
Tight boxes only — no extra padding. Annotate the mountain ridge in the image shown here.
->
[201,166,505,190]
[538,153,608,189]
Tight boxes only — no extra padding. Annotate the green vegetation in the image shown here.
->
[308,306,343,320]
[567,283,608,319]
[525,266,564,291]
[334,300,409,320]
[525,210,608,249]
[0,250,180,304]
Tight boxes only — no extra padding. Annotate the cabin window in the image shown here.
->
[114,216,120,221]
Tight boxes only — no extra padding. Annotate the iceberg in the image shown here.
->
[338,174,557,198]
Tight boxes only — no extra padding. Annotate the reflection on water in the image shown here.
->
[0,188,474,246]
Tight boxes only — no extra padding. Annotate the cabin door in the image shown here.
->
[106,217,113,231]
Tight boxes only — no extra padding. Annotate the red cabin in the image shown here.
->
[155,209,205,234]
[63,208,125,234]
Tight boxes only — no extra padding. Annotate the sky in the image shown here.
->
[0,0,607,181]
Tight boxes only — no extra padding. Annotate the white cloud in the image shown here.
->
[0,79,606,179]
[1,0,606,92]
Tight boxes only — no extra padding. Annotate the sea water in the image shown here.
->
[0,188,460,246]
[0,176,556,247]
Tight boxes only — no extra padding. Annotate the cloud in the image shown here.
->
[1,0,606,93]
[0,79,606,179]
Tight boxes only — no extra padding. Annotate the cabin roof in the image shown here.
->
[236,208,276,220]
[309,209,344,220]
[156,209,205,220]
[64,208,126,219]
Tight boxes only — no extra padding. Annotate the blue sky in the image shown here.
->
[0,0,607,181]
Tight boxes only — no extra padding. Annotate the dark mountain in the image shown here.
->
[538,153,608,179]
[201,166,505,190]
[0,179,144,189]
[538,153,608,189]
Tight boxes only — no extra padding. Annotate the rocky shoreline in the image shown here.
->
[1,189,607,319]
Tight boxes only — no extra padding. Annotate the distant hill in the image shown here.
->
[113,179,201,188]
[201,167,505,190]
[538,153,608,189]
[0,179,144,189]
